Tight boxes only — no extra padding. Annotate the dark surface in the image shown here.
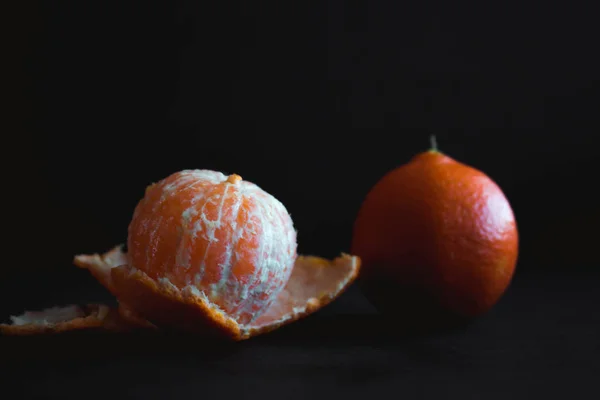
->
[1,267,599,399]
[5,1,600,398]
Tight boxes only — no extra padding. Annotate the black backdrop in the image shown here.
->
[4,1,600,398]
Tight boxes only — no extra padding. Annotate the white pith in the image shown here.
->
[8,305,85,326]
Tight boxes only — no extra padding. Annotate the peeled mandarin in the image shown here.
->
[127,170,297,324]
[2,170,361,340]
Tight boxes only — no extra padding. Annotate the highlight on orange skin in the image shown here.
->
[127,170,297,324]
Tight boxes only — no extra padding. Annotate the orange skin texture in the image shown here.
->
[351,150,519,318]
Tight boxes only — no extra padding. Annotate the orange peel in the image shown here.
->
[1,248,359,340]
[73,245,127,296]
[83,246,359,340]
[0,304,150,335]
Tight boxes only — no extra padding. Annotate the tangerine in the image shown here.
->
[351,139,518,322]
[127,170,297,324]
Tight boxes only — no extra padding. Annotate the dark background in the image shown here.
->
[4,1,599,398]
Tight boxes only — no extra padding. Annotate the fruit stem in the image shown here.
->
[226,174,242,184]
[429,135,439,153]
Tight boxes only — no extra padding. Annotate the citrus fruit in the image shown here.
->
[2,170,360,339]
[127,170,298,325]
[351,139,518,322]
